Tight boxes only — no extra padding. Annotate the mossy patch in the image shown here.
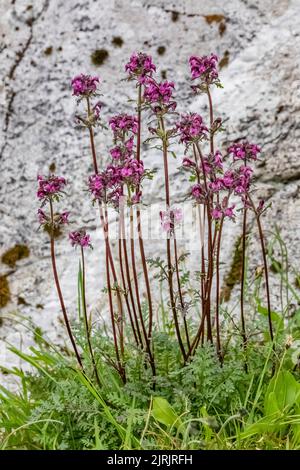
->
[204,15,227,36]
[0,275,10,308]
[204,14,225,24]
[44,46,53,56]
[1,244,30,268]
[220,235,243,302]
[161,70,167,79]
[157,46,166,56]
[171,11,179,22]
[49,162,56,173]
[43,224,62,239]
[91,49,109,66]
[17,296,30,306]
[219,22,227,36]
[112,36,123,47]
[219,50,230,69]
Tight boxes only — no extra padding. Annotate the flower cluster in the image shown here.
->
[227,142,261,161]
[69,230,92,248]
[144,79,175,104]
[110,136,134,161]
[189,54,219,84]
[211,198,235,221]
[160,208,182,234]
[191,184,205,203]
[109,114,138,138]
[88,159,145,206]
[37,208,69,226]
[180,136,261,220]
[71,74,100,97]
[125,52,156,83]
[37,175,67,201]
[177,113,208,143]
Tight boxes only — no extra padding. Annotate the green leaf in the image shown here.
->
[265,371,300,414]
[152,397,181,429]
[257,305,282,324]
[264,391,280,416]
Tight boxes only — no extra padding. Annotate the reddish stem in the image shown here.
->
[160,116,187,361]
[241,205,249,372]
[49,199,83,369]
[215,217,224,361]
[81,246,102,387]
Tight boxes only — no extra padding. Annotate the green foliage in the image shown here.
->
[1,230,300,450]
[1,322,300,450]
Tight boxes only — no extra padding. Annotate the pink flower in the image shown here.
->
[214,150,223,169]
[211,207,223,220]
[189,54,219,84]
[177,113,208,143]
[211,203,235,220]
[227,142,261,161]
[224,205,235,219]
[182,157,196,168]
[191,184,204,200]
[222,171,235,189]
[121,167,133,177]
[37,208,48,224]
[59,211,70,224]
[92,101,101,119]
[125,136,134,151]
[110,146,122,160]
[71,74,100,96]
[88,174,105,200]
[37,175,67,200]
[144,79,175,105]
[209,179,223,192]
[125,52,156,83]
[109,114,138,135]
[257,199,265,213]
[120,159,144,185]
[69,230,92,248]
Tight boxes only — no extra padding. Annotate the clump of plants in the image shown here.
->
[1,51,300,450]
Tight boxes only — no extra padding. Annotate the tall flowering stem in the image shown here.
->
[119,203,143,348]
[195,142,214,343]
[118,212,140,347]
[159,115,187,362]
[72,75,126,381]
[248,195,274,345]
[48,199,83,369]
[136,82,154,341]
[240,205,249,370]
[130,204,156,377]
[69,230,101,386]
[215,217,224,361]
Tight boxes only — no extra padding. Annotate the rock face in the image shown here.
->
[1,0,300,375]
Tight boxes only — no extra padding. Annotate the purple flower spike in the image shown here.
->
[69,230,92,248]
[227,142,261,161]
[71,74,100,97]
[177,113,208,143]
[37,175,67,201]
[109,114,138,135]
[144,79,175,105]
[189,53,219,84]
[125,52,156,83]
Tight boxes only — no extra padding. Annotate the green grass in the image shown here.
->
[1,318,300,450]
[1,230,300,450]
